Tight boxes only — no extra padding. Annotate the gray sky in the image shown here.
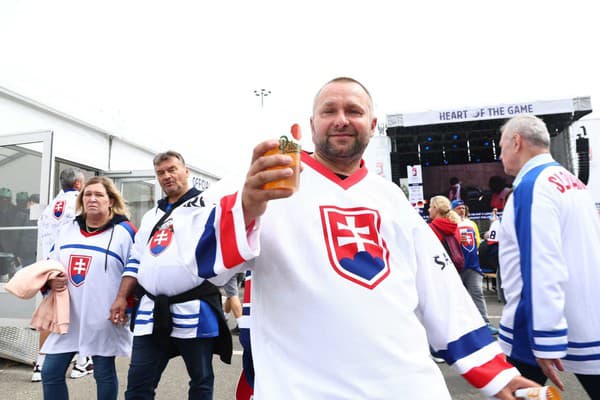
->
[1,0,598,176]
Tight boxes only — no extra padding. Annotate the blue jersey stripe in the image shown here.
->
[134,319,154,325]
[438,325,496,364]
[565,353,600,361]
[569,340,600,348]
[195,208,217,278]
[135,301,218,338]
[499,323,513,334]
[60,244,124,265]
[532,329,568,337]
[173,323,202,328]
[512,162,559,365]
[118,221,137,241]
[196,300,218,338]
[498,333,512,344]
[172,313,201,319]
[532,343,568,352]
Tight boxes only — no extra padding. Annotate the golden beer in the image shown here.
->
[263,134,301,191]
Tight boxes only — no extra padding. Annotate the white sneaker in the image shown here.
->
[31,364,42,382]
[70,357,93,379]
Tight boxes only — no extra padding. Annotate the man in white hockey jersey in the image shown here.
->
[196,77,538,399]
[34,168,91,382]
[38,168,85,260]
[497,114,600,398]
[109,150,232,400]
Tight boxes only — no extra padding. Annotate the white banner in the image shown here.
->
[406,164,424,208]
[406,164,422,185]
[363,135,392,181]
[387,98,577,127]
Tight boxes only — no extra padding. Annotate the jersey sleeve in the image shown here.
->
[525,179,569,359]
[117,221,136,269]
[412,220,519,397]
[123,221,145,279]
[166,192,258,286]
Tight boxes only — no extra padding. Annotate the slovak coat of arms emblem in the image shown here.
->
[320,206,390,289]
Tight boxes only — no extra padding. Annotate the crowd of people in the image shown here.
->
[3,77,599,399]
[445,174,512,214]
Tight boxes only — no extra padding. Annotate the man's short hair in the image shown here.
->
[501,114,550,149]
[313,77,374,113]
[153,150,186,167]
[59,168,84,190]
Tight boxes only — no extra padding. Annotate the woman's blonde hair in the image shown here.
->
[429,195,460,223]
[76,176,130,219]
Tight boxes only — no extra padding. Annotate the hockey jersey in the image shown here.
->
[123,189,235,339]
[37,189,79,258]
[195,152,519,399]
[458,220,481,273]
[498,153,600,374]
[41,215,135,357]
[486,220,500,245]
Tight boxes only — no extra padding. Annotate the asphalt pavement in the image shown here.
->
[0,288,590,399]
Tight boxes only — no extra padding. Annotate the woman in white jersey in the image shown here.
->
[41,177,136,400]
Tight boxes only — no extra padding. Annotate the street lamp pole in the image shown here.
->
[254,89,271,108]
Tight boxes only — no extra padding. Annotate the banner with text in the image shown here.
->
[387,98,576,127]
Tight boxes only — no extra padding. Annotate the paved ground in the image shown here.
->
[0,287,590,399]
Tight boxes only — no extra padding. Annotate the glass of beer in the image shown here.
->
[514,386,561,399]
[263,133,301,191]
[459,227,469,245]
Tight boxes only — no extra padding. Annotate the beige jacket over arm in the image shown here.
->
[5,259,70,334]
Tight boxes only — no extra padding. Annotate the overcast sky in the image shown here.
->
[1,0,598,177]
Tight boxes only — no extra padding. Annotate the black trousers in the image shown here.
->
[508,356,600,399]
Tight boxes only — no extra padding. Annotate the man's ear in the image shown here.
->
[513,133,522,151]
[370,117,378,137]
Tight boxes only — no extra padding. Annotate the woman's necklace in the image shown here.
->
[85,222,104,233]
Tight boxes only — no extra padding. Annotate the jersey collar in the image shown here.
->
[301,151,368,190]
[512,153,554,188]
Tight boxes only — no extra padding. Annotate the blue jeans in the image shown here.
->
[125,335,215,400]
[42,352,118,400]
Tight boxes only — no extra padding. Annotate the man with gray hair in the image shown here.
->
[34,167,88,382]
[497,114,600,397]
[38,168,85,259]
[110,150,232,400]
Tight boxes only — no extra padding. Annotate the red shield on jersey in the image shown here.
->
[69,255,91,287]
[150,228,173,256]
[53,200,66,219]
[320,206,390,289]
[461,230,476,252]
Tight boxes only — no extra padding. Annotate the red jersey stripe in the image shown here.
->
[220,192,244,268]
[462,353,513,388]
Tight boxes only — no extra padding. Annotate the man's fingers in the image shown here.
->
[110,309,129,326]
[249,154,293,179]
[250,140,280,165]
[51,277,68,292]
[242,139,298,224]
[553,358,565,372]
[538,359,565,391]
[546,370,565,391]
[253,166,294,188]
